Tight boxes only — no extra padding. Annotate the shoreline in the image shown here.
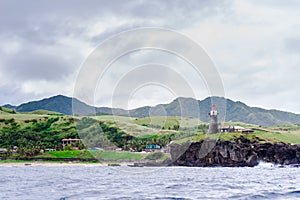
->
[0,161,108,167]
[1,160,299,168]
[0,160,167,167]
[0,160,141,167]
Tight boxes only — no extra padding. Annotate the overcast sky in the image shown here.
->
[0,0,300,113]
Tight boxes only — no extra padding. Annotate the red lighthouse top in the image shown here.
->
[209,104,218,116]
[212,104,216,111]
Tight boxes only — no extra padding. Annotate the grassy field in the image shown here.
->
[187,129,300,145]
[0,108,79,130]
[1,108,300,162]
[1,107,300,154]
[38,150,168,161]
[93,115,179,136]
[93,115,203,137]
[134,116,203,129]
[27,110,63,115]
[0,106,15,114]
[134,116,179,129]
[90,150,143,160]
[93,115,134,123]
[0,113,49,122]
[254,130,300,144]
[41,150,93,159]
[0,159,33,163]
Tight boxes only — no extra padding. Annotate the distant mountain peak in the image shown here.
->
[47,94,72,100]
[2,95,300,126]
[2,104,16,110]
[175,97,197,101]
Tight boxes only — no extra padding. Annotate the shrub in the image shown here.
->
[4,118,14,124]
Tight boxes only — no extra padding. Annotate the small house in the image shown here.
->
[145,144,161,152]
[219,125,254,134]
[219,125,235,132]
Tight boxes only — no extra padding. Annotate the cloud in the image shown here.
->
[0,0,299,113]
[285,37,300,53]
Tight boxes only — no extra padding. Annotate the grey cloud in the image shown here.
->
[0,0,230,20]
[3,51,74,81]
[250,0,300,9]
[0,0,233,84]
[285,37,300,53]
[0,0,299,113]
[0,0,232,35]
[0,83,56,107]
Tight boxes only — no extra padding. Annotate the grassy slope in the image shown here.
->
[134,116,203,129]
[171,122,300,145]
[0,113,51,129]
[93,115,300,145]
[27,110,62,115]
[40,150,93,159]
[134,116,179,129]
[189,130,300,145]
[93,115,178,136]
[90,150,143,160]
[0,110,80,146]
[1,109,300,152]
[0,107,67,126]
[39,150,167,161]
[1,110,300,163]
[0,106,15,113]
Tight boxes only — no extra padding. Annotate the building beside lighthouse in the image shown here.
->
[208,104,218,134]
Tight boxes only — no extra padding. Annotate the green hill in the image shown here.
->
[0,106,16,114]
[0,112,79,153]
[1,108,300,159]
[129,97,300,126]
[14,95,95,115]
[3,95,300,126]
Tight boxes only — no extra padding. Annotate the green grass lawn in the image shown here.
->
[43,150,93,159]
[40,150,171,161]
[0,112,77,130]
[134,116,203,130]
[41,150,143,160]
[92,115,134,123]
[0,113,48,122]
[134,116,179,129]
[254,131,300,144]
[92,115,165,136]
[0,159,34,163]
[90,150,143,160]
[189,130,300,144]
[0,106,15,114]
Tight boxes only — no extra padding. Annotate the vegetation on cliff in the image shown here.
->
[1,105,300,164]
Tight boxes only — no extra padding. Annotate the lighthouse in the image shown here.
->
[208,104,218,134]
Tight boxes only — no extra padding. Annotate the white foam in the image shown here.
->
[254,161,276,169]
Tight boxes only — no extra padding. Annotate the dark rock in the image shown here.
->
[246,154,258,167]
[171,138,300,167]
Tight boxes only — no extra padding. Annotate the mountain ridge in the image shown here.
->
[3,95,300,126]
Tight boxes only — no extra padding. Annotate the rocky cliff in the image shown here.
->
[171,137,300,167]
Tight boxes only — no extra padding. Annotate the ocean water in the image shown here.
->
[1,163,300,200]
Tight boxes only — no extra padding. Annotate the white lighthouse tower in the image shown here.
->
[208,104,218,134]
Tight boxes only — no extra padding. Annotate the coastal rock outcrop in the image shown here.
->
[170,136,300,167]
